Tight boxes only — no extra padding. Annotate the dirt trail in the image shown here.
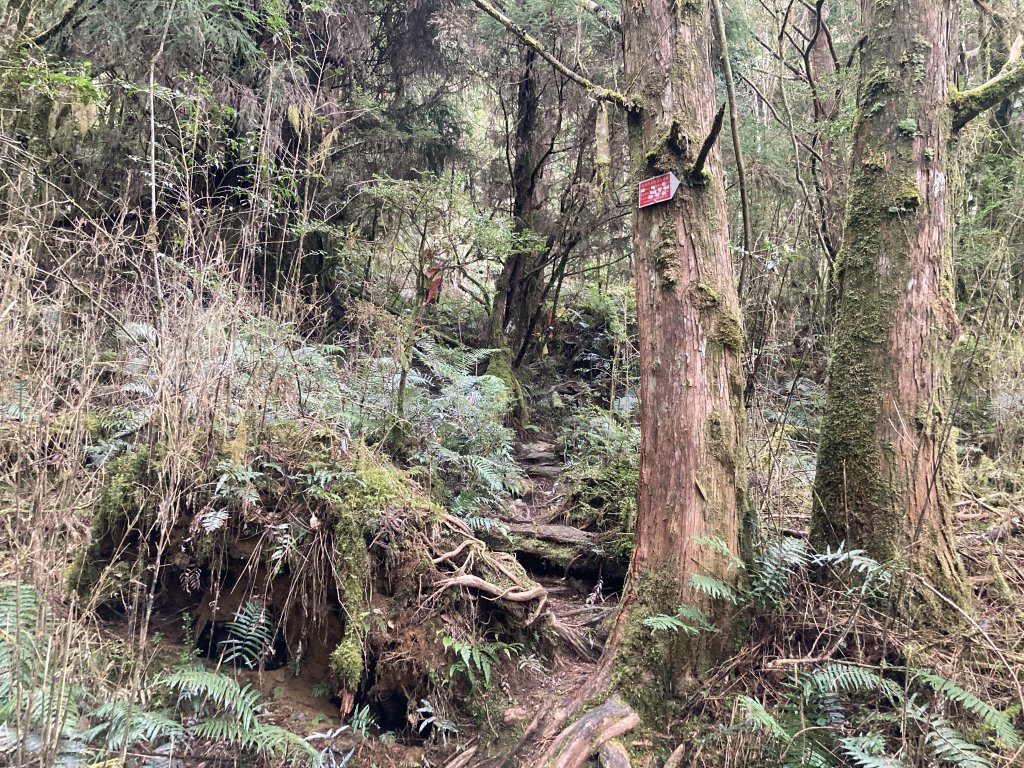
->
[509,441,615,704]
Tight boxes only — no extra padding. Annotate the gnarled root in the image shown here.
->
[538,695,639,768]
[428,515,594,659]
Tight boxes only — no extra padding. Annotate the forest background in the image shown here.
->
[1,0,1024,767]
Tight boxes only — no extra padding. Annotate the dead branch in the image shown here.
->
[960,516,1023,547]
[690,104,727,180]
[469,0,636,111]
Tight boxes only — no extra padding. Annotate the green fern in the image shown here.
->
[839,734,906,767]
[642,605,715,635]
[737,695,791,742]
[221,601,277,669]
[161,665,261,732]
[0,582,82,742]
[925,717,992,768]
[84,701,185,748]
[813,544,893,591]
[809,663,905,703]
[749,536,810,608]
[694,535,746,570]
[688,573,739,604]
[913,670,1021,748]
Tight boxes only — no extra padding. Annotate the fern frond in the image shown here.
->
[85,701,185,747]
[737,695,791,742]
[914,670,1021,748]
[925,717,992,768]
[688,573,738,604]
[161,666,261,731]
[749,536,810,607]
[809,663,905,703]
[694,535,745,570]
[221,602,276,669]
[839,734,907,767]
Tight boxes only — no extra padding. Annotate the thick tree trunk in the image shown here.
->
[811,0,969,614]
[606,0,747,700]
[488,46,550,357]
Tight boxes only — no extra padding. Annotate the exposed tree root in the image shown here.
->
[537,695,639,768]
[434,574,548,604]
[443,746,478,768]
[426,514,598,659]
[662,743,686,768]
[598,739,632,768]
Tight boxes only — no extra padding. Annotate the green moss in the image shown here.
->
[888,180,922,213]
[862,147,888,171]
[712,309,744,352]
[897,118,918,137]
[327,448,440,694]
[692,282,721,309]
[69,446,159,596]
[329,629,364,691]
[485,347,527,423]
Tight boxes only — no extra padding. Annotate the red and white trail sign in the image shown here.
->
[638,172,680,209]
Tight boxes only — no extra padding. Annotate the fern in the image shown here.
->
[642,605,715,635]
[462,516,510,536]
[689,573,739,604]
[813,544,892,592]
[913,670,1021,748]
[221,601,277,669]
[0,583,81,740]
[694,535,746,570]
[749,536,810,608]
[925,717,992,768]
[810,663,905,703]
[839,734,906,767]
[84,701,185,748]
[737,695,791,742]
[199,506,230,533]
[161,665,262,732]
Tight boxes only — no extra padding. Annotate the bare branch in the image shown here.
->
[27,0,89,46]
[470,0,637,111]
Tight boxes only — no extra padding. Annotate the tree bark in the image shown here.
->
[602,0,747,699]
[488,46,551,361]
[811,0,969,614]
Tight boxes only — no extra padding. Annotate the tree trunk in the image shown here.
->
[488,46,551,358]
[811,0,969,614]
[605,0,748,703]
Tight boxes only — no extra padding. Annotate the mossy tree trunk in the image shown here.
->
[607,0,747,700]
[811,0,969,612]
